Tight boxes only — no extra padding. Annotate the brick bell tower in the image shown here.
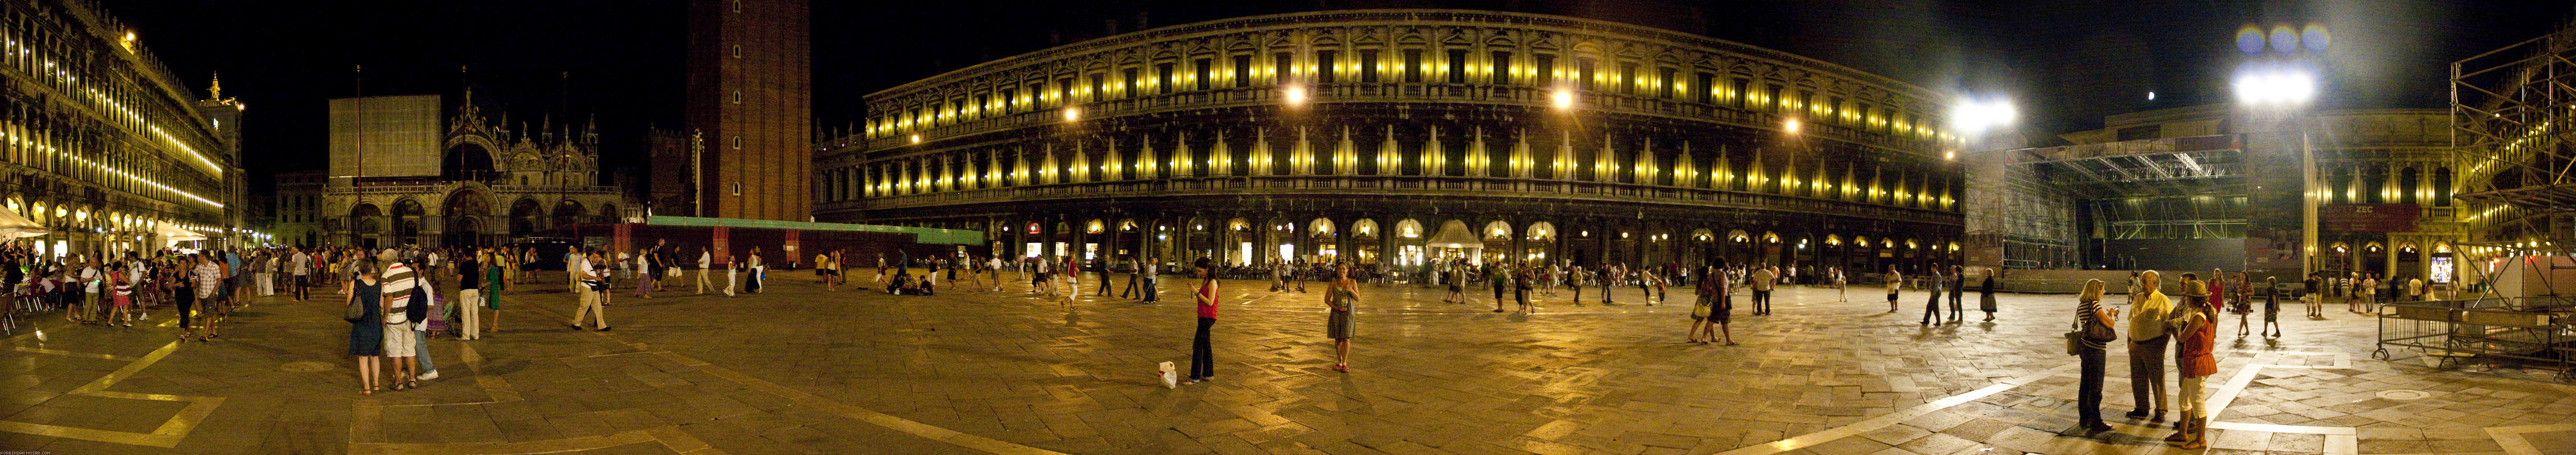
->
[685,0,813,221]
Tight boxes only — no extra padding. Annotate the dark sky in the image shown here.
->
[112,0,2569,199]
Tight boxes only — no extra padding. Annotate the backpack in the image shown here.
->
[403,272,429,322]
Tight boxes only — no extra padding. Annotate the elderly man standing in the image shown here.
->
[2125,270,2174,423]
[381,249,441,382]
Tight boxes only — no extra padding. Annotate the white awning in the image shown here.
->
[0,204,46,239]
[155,223,206,242]
[1424,220,1482,249]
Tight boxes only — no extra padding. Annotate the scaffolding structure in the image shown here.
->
[2389,16,2576,381]
[1964,148,2080,270]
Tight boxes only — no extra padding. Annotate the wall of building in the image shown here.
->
[813,10,1968,272]
[0,0,237,257]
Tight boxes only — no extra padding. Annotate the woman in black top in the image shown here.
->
[1979,274,1999,321]
[2073,279,2115,433]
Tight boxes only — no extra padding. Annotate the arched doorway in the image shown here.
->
[1480,220,1513,265]
[392,199,426,247]
[552,200,586,229]
[1525,222,1559,266]
[445,190,494,247]
[1308,218,1338,262]
[1393,219,1426,268]
[1350,219,1382,266]
[350,204,384,249]
[509,198,542,237]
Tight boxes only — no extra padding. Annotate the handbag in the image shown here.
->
[1691,296,1712,318]
[343,296,367,322]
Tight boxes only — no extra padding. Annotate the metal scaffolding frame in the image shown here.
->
[2404,16,2576,382]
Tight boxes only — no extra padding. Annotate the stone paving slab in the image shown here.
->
[0,269,2569,454]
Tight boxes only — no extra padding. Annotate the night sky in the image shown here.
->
[109,0,2569,201]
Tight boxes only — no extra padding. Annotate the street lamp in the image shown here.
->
[1282,85,1307,106]
[1949,97,2016,138]
[2231,66,2317,107]
[1551,89,1574,110]
[1063,107,1081,122]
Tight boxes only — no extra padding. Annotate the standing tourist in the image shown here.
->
[1747,262,1775,316]
[2125,270,2173,423]
[570,262,611,330]
[348,263,383,395]
[290,247,312,301]
[2359,273,2380,312]
[454,250,484,341]
[1120,255,1141,299]
[106,263,132,326]
[723,253,740,297]
[1185,258,1219,385]
[1512,264,1533,313]
[1490,264,1511,312]
[2260,276,2282,338]
[1324,262,1356,373]
[255,252,275,296]
[695,247,713,295]
[1140,258,1159,303]
[2072,279,2116,433]
[1693,258,1735,345]
[381,251,425,391]
[745,247,765,294]
[1920,266,1945,325]
[1832,266,1848,302]
[1885,266,1902,313]
[2166,284,2217,449]
[821,251,840,291]
[193,254,224,339]
[1597,263,1617,305]
[1979,272,1999,321]
[987,255,1007,292]
[1947,265,1966,324]
[483,250,506,335]
[384,250,440,382]
[1441,260,1470,304]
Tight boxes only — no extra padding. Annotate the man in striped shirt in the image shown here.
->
[380,249,441,382]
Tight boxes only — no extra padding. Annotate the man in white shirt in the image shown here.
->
[380,249,440,381]
[696,247,713,295]
[289,248,313,301]
[76,262,103,324]
[565,246,586,292]
[987,256,1005,292]
[1748,263,1776,315]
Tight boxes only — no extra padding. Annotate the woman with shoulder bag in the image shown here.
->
[347,262,384,395]
[2072,279,2118,434]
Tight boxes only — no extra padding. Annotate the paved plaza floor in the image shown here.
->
[1,269,2571,454]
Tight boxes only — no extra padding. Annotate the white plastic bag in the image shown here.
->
[1158,361,1178,388]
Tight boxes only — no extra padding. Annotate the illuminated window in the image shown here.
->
[1658,68,1676,98]
[1490,51,1513,85]
[1271,52,1292,83]
[1693,72,1714,103]
[1192,57,1211,90]
[1155,63,1173,94]
[1534,53,1555,85]
[1402,49,1422,83]
[1232,55,1252,88]
[1576,57,1596,90]
[1446,49,1466,84]
[1617,62,1637,95]
[1088,73,1105,101]
[999,89,1014,111]
[1122,68,1139,97]
[1316,50,1338,84]
[1359,50,1378,83]
[1764,84,1784,113]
